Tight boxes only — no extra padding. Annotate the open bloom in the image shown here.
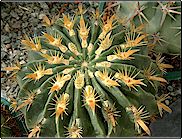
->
[83,85,100,113]
[156,94,172,117]
[40,51,69,65]
[49,73,71,93]
[126,105,151,136]
[155,54,173,74]
[74,71,85,89]
[103,101,121,133]
[24,63,53,81]
[43,32,68,53]
[95,69,119,88]
[78,15,90,48]
[65,118,83,138]
[99,15,116,40]
[49,93,69,122]
[21,35,42,51]
[115,66,146,91]
[63,14,75,36]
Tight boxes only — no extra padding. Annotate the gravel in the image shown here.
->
[1,2,88,99]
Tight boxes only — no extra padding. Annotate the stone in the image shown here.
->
[10,11,18,18]
[11,20,22,29]
[1,51,7,59]
[4,23,10,32]
[5,44,11,49]
[39,2,49,9]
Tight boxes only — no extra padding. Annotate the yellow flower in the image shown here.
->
[65,119,83,138]
[78,15,90,48]
[99,15,116,40]
[49,73,71,93]
[83,85,100,114]
[42,14,59,27]
[95,68,119,88]
[155,53,173,74]
[40,51,69,65]
[103,101,121,133]
[21,35,42,51]
[9,96,18,112]
[28,125,41,138]
[115,66,146,91]
[95,32,112,56]
[156,94,172,117]
[63,14,75,36]
[120,29,147,49]
[49,93,69,122]
[74,71,85,89]
[16,91,36,111]
[126,105,151,136]
[24,63,53,81]
[144,63,167,84]
[3,60,21,79]
[111,48,139,60]
[68,43,80,55]
[43,32,68,53]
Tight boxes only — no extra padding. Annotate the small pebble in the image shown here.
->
[5,44,11,49]
[167,86,173,92]
[165,100,170,105]
[4,23,10,32]
[170,92,176,96]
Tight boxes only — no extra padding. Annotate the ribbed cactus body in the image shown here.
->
[9,2,177,138]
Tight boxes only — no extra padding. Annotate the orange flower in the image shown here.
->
[126,105,151,136]
[48,93,69,122]
[103,101,121,133]
[21,35,42,51]
[40,51,69,65]
[144,63,167,85]
[155,54,173,73]
[65,118,83,138]
[95,68,119,88]
[74,71,85,89]
[24,63,53,81]
[78,15,90,48]
[28,125,41,138]
[63,14,75,36]
[43,32,68,53]
[83,85,100,114]
[49,73,71,93]
[99,14,116,40]
[156,94,172,117]
[115,66,146,91]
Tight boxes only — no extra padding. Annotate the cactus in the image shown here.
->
[116,1,181,55]
[4,2,175,138]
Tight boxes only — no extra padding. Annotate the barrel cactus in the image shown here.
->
[116,1,181,55]
[4,2,175,138]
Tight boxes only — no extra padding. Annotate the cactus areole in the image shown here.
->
[7,2,176,138]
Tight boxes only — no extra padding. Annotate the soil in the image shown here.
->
[1,105,22,137]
